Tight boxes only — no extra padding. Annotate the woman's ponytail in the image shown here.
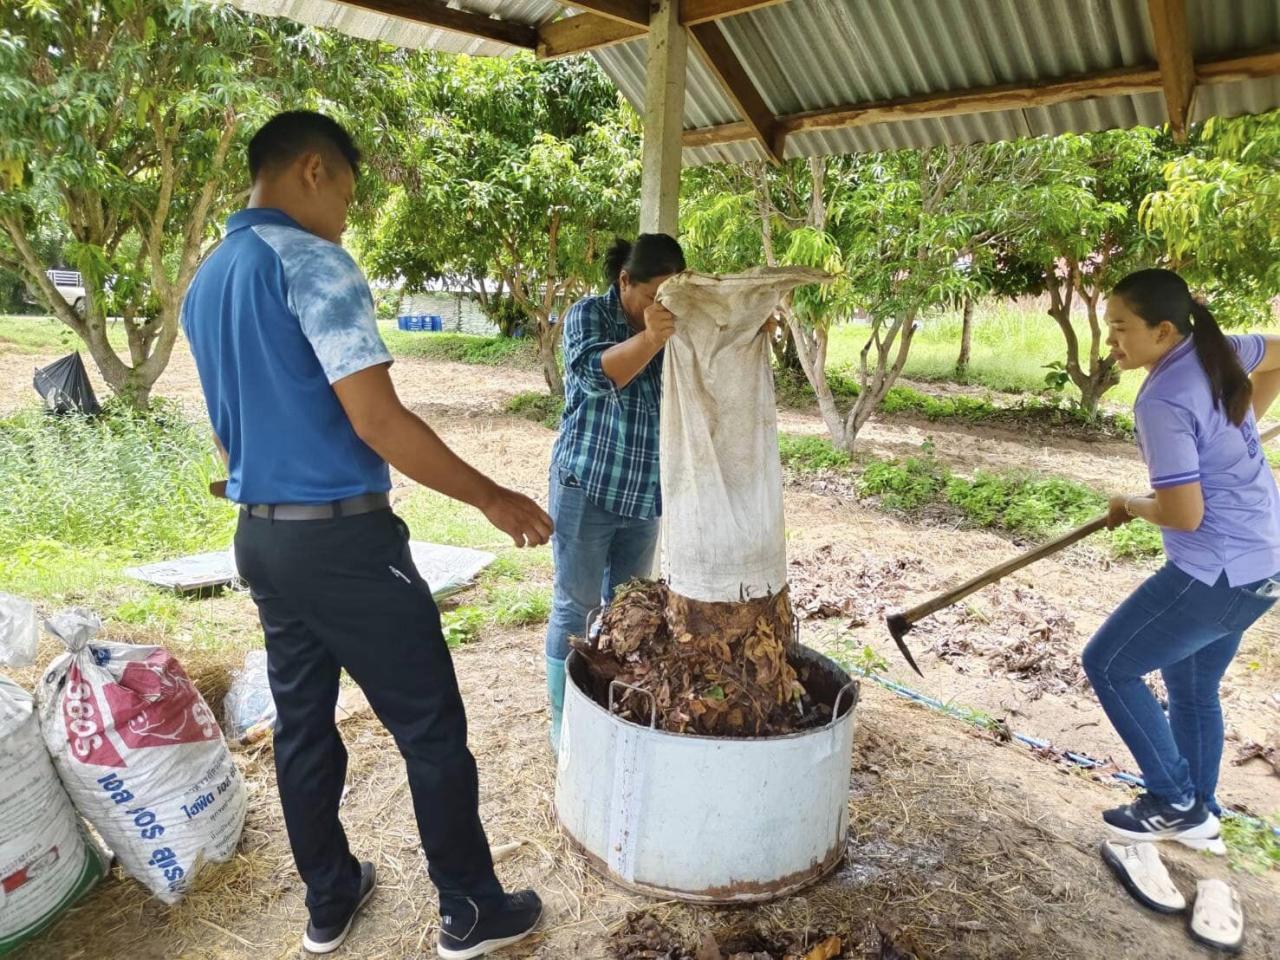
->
[1189,299,1252,426]
[603,238,633,286]
[1112,268,1253,426]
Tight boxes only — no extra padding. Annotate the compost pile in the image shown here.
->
[573,580,837,736]
[572,268,830,738]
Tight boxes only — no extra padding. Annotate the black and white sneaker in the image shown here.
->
[302,861,378,954]
[437,889,543,959]
[1103,793,1225,853]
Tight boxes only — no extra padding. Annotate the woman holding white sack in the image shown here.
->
[544,235,686,751]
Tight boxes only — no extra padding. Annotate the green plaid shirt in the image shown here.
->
[551,285,662,520]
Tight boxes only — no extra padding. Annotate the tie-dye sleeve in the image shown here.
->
[255,223,392,384]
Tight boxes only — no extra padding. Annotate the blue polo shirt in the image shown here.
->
[181,208,393,505]
[1134,334,1280,586]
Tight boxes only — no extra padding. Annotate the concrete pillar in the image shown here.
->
[638,0,686,237]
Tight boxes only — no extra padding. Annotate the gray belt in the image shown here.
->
[241,492,390,521]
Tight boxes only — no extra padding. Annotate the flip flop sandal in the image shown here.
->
[1099,840,1187,915]
[1189,879,1244,953]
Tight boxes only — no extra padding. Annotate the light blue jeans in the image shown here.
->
[545,466,660,662]
[1083,562,1277,812]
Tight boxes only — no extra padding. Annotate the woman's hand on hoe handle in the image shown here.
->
[1107,495,1138,529]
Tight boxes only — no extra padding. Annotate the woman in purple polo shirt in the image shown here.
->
[1087,268,1280,851]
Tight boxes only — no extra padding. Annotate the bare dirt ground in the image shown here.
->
[8,340,1280,959]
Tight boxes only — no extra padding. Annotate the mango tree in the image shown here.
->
[0,0,378,407]
[991,131,1175,415]
[685,145,1057,451]
[360,56,641,396]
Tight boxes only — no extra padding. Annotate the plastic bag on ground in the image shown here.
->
[0,594,38,669]
[222,650,275,741]
[1,675,109,954]
[36,609,246,903]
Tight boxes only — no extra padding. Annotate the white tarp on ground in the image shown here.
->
[125,542,496,599]
[656,267,828,603]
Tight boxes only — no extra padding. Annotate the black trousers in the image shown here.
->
[234,508,502,926]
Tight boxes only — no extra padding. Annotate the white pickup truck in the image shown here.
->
[44,269,86,316]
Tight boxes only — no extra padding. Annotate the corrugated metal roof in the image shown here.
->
[593,0,1280,164]
[224,0,1280,166]
[225,0,562,57]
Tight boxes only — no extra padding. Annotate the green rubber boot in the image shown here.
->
[545,655,566,753]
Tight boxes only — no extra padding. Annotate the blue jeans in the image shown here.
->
[1083,562,1277,810]
[545,467,660,661]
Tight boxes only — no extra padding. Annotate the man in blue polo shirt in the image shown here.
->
[182,112,549,959]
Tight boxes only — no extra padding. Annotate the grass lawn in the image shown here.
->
[826,302,1280,411]
[379,325,538,366]
[0,314,130,354]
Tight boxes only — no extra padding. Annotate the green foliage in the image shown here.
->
[359,54,641,394]
[442,606,486,648]
[383,330,534,367]
[850,645,890,676]
[859,456,948,511]
[1143,110,1280,321]
[1221,814,1280,874]
[777,433,852,473]
[504,391,563,429]
[487,584,552,627]
[777,433,1162,558]
[0,1,397,404]
[880,387,995,422]
[0,404,234,559]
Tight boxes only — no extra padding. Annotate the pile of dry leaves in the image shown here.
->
[572,580,831,736]
[791,547,1089,700]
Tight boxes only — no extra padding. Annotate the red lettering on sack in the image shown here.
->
[63,664,125,768]
[102,651,219,750]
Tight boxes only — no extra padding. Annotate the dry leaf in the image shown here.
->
[803,935,842,960]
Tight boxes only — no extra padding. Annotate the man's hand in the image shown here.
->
[478,484,553,547]
[642,303,676,350]
[1106,495,1136,529]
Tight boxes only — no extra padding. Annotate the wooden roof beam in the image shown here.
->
[548,0,648,27]
[1147,0,1197,141]
[680,48,1280,150]
[687,21,782,162]
[537,0,790,59]
[538,12,641,57]
[336,0,539,48]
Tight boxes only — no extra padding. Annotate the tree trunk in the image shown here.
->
[843,311,917,450]
[537,320,564,397]
[1046,267,1120,417]
[771,318,805,374]
[785,311,847,448]
[956,296,974,376]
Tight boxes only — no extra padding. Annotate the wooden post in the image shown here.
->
[639,0,686,236]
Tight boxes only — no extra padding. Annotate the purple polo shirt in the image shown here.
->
[1134,334,1280,586]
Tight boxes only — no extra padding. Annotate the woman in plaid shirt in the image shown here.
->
[544,234,686,750]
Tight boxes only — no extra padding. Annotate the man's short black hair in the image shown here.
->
[248,111,361,180]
